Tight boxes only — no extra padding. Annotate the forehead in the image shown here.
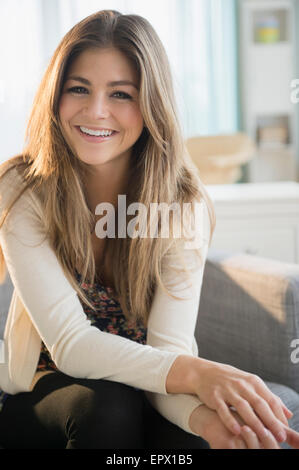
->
[66,47,138,82]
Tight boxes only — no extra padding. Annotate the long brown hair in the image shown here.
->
[0,10,215,327]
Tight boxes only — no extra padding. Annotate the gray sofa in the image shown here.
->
[1,250,299,448]
[196,250,299,449]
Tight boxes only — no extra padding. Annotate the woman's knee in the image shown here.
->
[64,378,144,446]
[68,379,142,418]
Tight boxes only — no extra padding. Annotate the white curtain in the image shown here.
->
[0,0,239,164]
[0,0,44,162]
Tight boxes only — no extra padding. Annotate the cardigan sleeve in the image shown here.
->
[145,199,211,436]
[0,167,180,394]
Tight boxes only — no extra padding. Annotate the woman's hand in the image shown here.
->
[190,405,283,449]
[191,358,294,444]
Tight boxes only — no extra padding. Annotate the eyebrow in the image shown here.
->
[66,75,138,90]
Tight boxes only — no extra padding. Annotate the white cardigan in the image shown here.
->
[0,166,210,436]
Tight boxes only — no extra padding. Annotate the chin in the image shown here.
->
[81,155,114,165]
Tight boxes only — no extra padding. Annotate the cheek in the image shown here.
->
[118,104,143,132]
[59,95,76,123]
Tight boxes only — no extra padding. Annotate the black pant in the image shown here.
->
[0,372,209,449]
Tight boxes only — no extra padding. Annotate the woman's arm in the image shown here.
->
[144,200,296,444]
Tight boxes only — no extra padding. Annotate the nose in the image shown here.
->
[83,92,110,119]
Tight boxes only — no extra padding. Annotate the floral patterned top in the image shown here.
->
[0,270,147,411]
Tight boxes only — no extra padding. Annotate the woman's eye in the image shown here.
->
[67,86,88,94]
[113,91,132,100]
[66,87,132,100]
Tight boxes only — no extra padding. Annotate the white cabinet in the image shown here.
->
[239,0,298,182]
[207,181,299,263]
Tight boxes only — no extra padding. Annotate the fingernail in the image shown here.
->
[277,431,287,442]
[232,423,241,434]
[243,426,251,433]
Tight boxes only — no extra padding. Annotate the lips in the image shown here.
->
[75,126,118,142]
[77,125,117,132]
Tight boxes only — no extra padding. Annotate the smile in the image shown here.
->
[75,126,118,143]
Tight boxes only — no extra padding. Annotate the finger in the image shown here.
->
[280,401,293,420]
[259,392,290,426]
[283,407,293,419]
[232,436,247,449]
[267,396,289,427]
[229,395,274,442]
[215,399,242,436]
[253,379,292,425]
[232,391,287,444]
[258,428,281,450]
[241,426,261,449]
[284,426,299,449]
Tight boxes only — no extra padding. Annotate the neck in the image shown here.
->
[83,154,131,213]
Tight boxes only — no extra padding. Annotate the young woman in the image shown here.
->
[0,10,298,449]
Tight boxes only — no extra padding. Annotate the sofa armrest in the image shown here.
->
[195,250,299,393]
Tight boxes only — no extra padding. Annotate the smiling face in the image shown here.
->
[59,47,144,168]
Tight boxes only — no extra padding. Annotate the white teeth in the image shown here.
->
[80,126,113,137]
